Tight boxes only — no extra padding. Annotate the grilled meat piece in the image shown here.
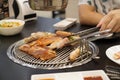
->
[36,35,62,46]
[24,32,56,43]
[48,37,70,49]
[19,45,56,60]
[69,47,80,61]
[28,45,56,60]
[18,44,30,52]
[56,31,72,37]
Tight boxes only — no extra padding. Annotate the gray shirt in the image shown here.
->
[79,0,120,15]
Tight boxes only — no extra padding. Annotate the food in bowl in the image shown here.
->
[0,19,25,36]
[0,21,21,28]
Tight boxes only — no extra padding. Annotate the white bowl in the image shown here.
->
[0,19,25,36]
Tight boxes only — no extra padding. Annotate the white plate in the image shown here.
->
[106,45,120,65]
[31,70,110,80]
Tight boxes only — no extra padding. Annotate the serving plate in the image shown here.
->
[106,45,120,65]
[31,70,110,80]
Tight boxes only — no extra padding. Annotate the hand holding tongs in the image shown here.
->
[66,27,112,44]
[105,65,120,80]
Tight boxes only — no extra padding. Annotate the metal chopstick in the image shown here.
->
[105,65,120,80]
[110,76,120,80]
[105,65,120,74]
[106,73,120,80]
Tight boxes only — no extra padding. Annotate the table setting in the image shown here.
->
[0,16,119,80]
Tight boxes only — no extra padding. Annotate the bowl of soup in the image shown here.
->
[0,19,25,36]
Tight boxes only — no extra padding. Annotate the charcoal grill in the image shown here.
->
[7,39,99,70]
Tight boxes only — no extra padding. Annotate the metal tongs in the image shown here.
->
[105,65,120,80]
[67,27,112,44]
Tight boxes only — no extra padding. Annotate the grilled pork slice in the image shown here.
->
[36,35,62,46]
[28,45,56,60]
[114,51,120,60]
[24,32,56,43]
[18,44,30,52]
[48,40,61,49]
[56,31,72,37]
[23,35,62,47]
[19,45,56,60]
[48,37,70,49]
[69,47,80,61]
[56,38,70,49]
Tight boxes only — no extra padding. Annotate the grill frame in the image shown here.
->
[7,40,99,70]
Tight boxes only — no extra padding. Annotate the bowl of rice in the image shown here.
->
[0,19,25,36]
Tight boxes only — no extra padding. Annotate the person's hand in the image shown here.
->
[97,9,120,33]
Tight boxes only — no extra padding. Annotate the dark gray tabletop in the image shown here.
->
[0,17,120,80]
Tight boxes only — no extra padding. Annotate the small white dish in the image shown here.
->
[53,18,77,31]
[81,70,110,80]
[31,70,110,80]
[106,45,120,65]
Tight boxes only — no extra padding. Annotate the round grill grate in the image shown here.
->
[7,40,99,69]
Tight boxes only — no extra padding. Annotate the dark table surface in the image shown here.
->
[0,17,120,80]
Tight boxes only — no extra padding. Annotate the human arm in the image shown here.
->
[79,4,104,26]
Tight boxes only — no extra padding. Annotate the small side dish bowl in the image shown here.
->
[0,19,25,36]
